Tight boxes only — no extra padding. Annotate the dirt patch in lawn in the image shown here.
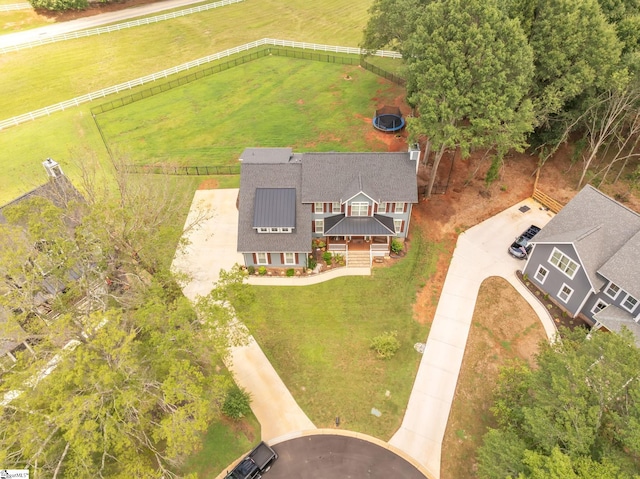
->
[198,178,219,190]
[440,277,548,479]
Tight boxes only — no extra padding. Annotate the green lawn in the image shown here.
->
[0,0,373,117]
[237,235,443,440]
[97,55,402,166]
[183,414,260,479]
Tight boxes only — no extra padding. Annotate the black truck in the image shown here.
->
[508,225,541,259]
[225,441,278,479]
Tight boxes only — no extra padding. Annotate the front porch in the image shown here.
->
[324,236,391,267]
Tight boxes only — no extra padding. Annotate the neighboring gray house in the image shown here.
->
[523,185,640,344]
[237,146,420,268]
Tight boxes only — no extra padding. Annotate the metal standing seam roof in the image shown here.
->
[531,185,640,293]
[324,214,396,236]
[253,188,296,228]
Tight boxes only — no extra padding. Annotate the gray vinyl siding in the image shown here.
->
[243,252,307,268]
[524,243,592,316]
[582,273,640,322]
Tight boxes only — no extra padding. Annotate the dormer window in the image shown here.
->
[351,202,368,216]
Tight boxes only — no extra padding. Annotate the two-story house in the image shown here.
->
[522,185,640,345]
[237,146,419,269]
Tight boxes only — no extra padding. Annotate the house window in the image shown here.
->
[315,219,324,234]
[258,227,268,233]
[395,202,405,213]
[379,202,387,213]
[270,227,279,232]
[558,284,574,303]
[622,294,638,313]
[351,202,369,216]
[549,248,579,279]
[332,202,341,213]
[256,252,268,265]
[284,252,295,265]
[281,227,291,233]
[591,299,609,316]
[534,266,549,284]
[314,202,324,214]
[604,282,621,299]
[394,219,403,234]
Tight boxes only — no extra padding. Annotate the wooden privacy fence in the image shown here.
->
[532,188,564,213]
[0,38,401,131]
[0,0,244,53]
[122,164,240,175]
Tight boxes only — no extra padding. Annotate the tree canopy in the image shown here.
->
[0,160,248,477]
[478,328,640,479]
[402,0,535,196]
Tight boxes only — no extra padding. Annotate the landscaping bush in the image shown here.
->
[258,266,267,276]
[391,239,403,254]
[30,0,88,10]
[247,265,255,275]
[308,257,317,270]
[222,386,252,420]
[322,251,332,264]
[370,331,401,359]
[286,268,295,277]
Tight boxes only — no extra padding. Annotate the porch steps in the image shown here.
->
[347,251,370,268]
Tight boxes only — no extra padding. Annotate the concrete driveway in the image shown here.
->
[389,198,555,479]
[172,188,315,440]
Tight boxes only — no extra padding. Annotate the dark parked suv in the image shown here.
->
[508,225,541,259]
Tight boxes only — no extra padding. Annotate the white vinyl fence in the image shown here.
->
[0,0,243,54]
[0,38,401,131]
[0,3,31,11]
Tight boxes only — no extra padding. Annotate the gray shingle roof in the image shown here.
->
[237,162,312,253]
[240,148,293,164]
[253,188,296,228]
[532,185,640,292]
[324,214,395,236]
[301,152,417,203]
[594,304,640,347]
[598,230,640,299]
[0,175,83,224]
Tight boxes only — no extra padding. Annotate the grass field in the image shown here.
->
[237,235,443,440]
[97,56,403,166]
[0,0,374,117]
[183,414,260,478]
[441,277,547,479]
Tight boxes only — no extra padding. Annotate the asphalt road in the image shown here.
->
[0,0,221,49]
[267,435,427,479]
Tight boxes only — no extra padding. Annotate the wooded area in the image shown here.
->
[363,0,640,197]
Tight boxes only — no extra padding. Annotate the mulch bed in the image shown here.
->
[516,270,590,332]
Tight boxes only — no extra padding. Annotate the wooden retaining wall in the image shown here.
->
[532,188,564,213]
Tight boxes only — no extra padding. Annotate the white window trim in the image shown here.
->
[604,281,621,300]
[394,202,405,214]
[332,202,341,213]
[314,202,323,213]
[622,293,638,313]
[284,252,296,265]
[534,265,549,284]
[258,227,268,233]
[548,247,580,280]
[256,252,268,265]
[351,202,369,217]
[558,283,574,304]
[394,219,403,234]
[591,299,609,316]
[315,219,324,234]
[379,202,387,213]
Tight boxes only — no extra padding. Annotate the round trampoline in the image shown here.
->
[372,105,405,132]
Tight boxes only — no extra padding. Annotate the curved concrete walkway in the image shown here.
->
[172,189,315,440]
[389,198,555,479]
